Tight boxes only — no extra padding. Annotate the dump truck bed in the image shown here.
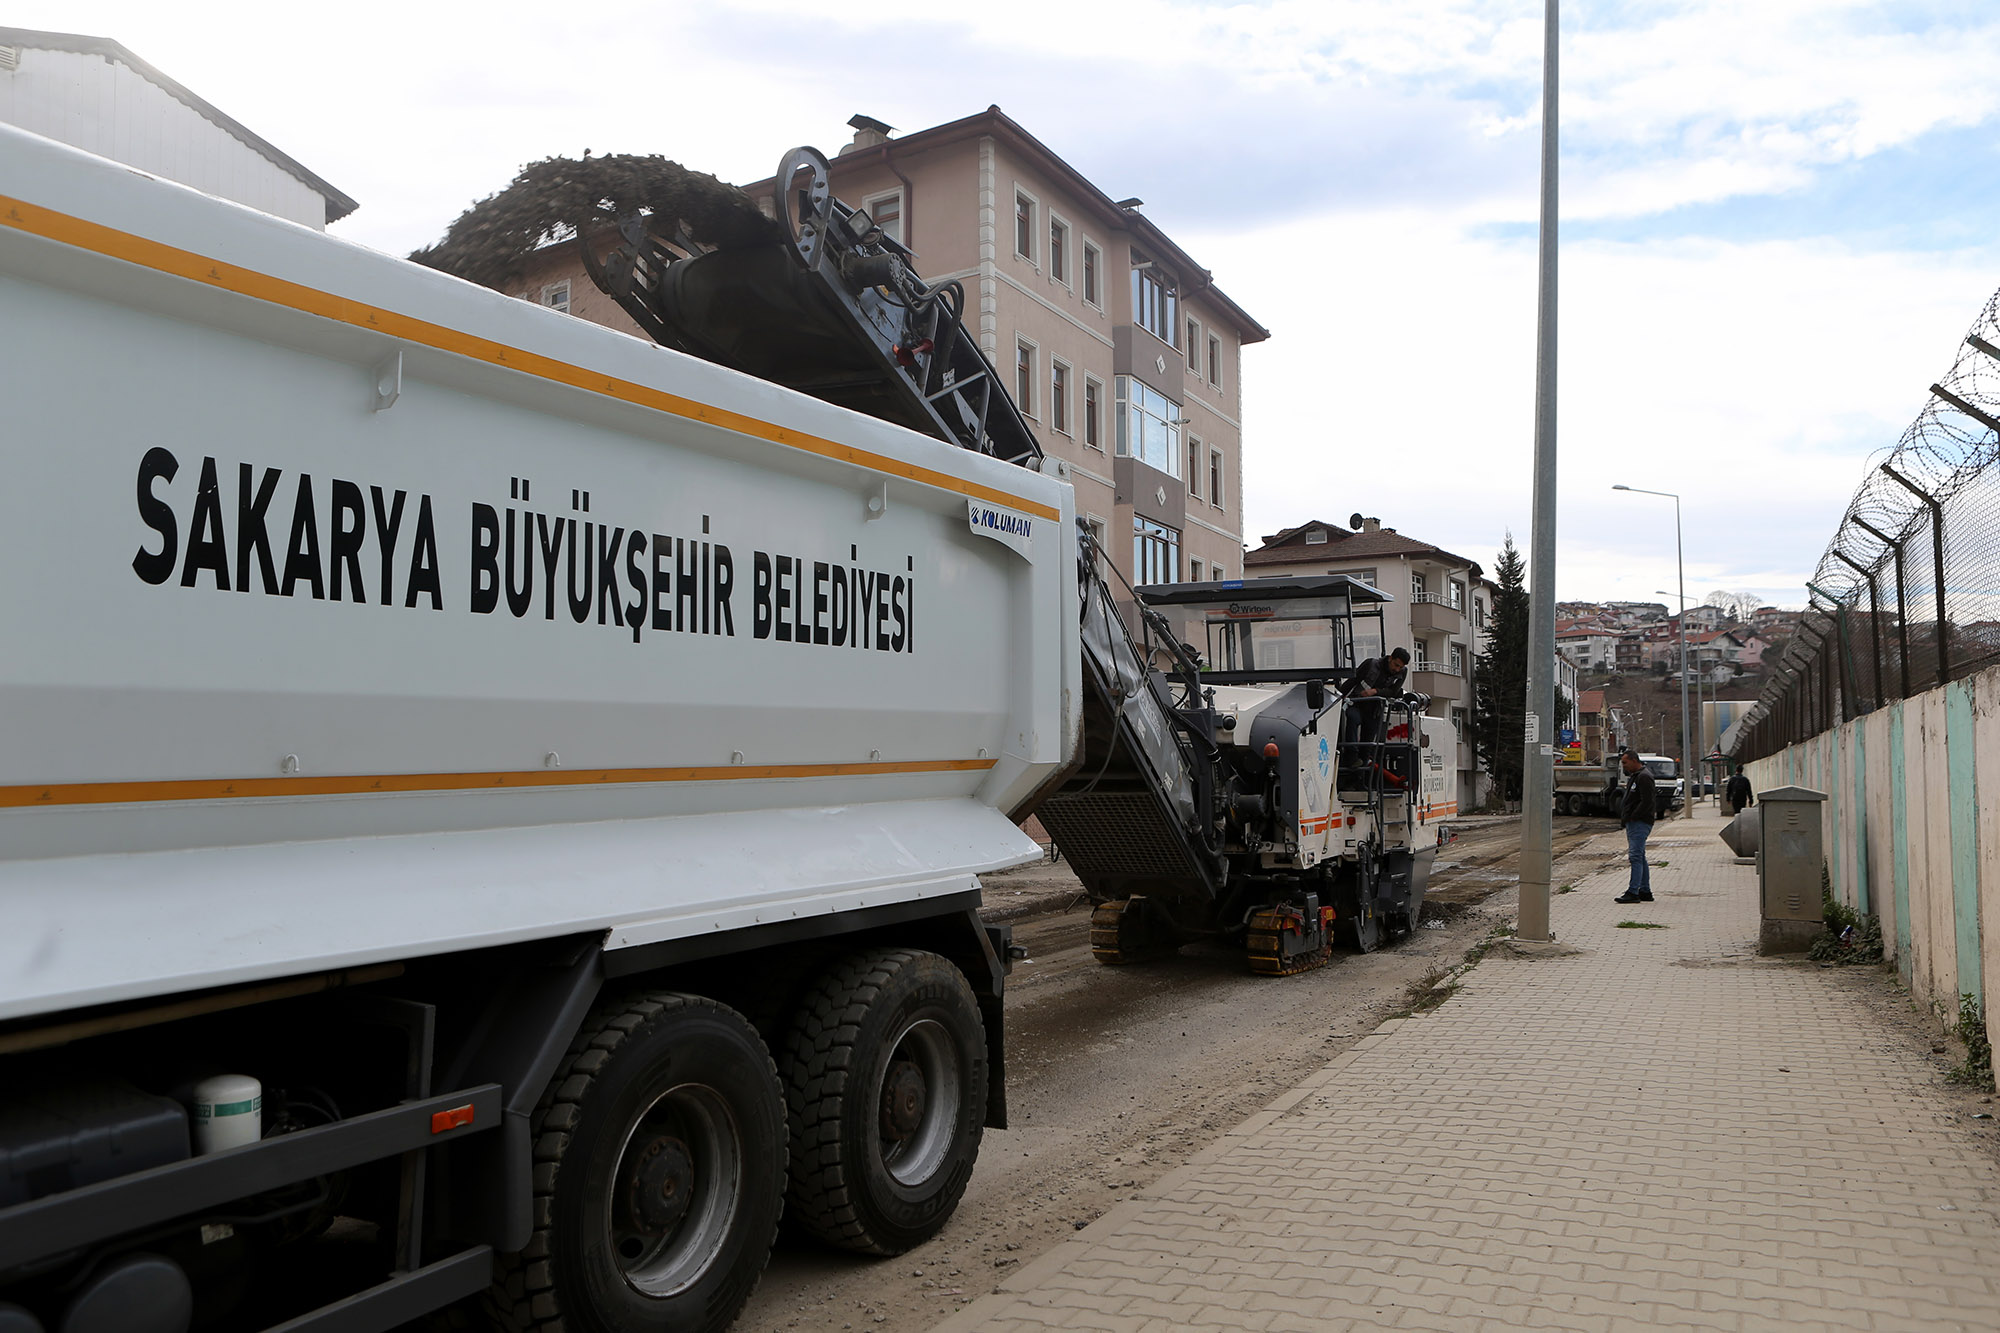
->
[0,124,1080,1022]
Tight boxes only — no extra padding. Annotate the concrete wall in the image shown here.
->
[1745,664,1999,1026]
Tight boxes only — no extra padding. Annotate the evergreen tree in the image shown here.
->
[1471,535,1530,801]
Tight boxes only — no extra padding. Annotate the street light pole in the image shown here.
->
[1517,0,1560,945]
[1616,483,1693,820]
[1651,585,1695,816]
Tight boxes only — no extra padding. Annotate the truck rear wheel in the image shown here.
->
[489,993,786,1333]
[780,949,987,1256]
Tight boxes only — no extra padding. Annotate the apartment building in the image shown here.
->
[1556,623,1620,672]
[1243,517,1488,809]
[479,107,1269,593]
[0,26,356,229]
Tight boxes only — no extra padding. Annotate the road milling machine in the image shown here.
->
[540,145,1456,978]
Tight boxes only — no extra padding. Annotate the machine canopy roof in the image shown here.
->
[1136,574,1392,607]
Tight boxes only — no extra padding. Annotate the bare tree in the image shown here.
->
[1703,590,1760,622]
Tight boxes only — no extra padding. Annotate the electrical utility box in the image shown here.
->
[1757,785,1827,953]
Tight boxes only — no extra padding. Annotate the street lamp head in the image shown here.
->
[1612,484,1631,491]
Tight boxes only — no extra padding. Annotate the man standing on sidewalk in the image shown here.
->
[1616,749,1656,904]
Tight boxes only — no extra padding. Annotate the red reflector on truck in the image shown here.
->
[431,1104,475,1134]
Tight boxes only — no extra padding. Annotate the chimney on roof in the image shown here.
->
[841,114,894,155]
[1362,517,1381,533]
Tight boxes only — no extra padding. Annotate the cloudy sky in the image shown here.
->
[25,0,2000,610]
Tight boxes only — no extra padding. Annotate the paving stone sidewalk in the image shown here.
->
[938,808,2000,1331]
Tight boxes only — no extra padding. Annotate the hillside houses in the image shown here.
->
[1553,602,1793,682]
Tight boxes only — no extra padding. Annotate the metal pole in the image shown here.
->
[1880,463,1951,686]
[1675,508,1691,817]
[1516,0,1559,945]
[1852,516,1911,699]
[1831,551,1884,713]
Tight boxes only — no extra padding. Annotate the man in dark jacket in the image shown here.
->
[1725,768,1753,816]
[1342,647,1411,701]
[1338,647,1411,750]
[1615,749,1656,904]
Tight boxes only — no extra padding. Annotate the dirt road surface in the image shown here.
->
[737,815,1607,1333]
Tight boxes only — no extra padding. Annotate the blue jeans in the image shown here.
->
[1625,821,1653,897]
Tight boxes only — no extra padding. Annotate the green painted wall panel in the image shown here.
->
[1852,721,1869,916]
[1891,701,1913,984]
[1947,681,1982,1005]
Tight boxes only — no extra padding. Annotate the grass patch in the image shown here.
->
[1616,920,1668,930]
[1404,964,1460,1014]
[1460,922,1511,968]
[1651,860,1670,868]
[1808,863,1885,965]
[1556,885,1574,895]
[1949,992,1995,1091]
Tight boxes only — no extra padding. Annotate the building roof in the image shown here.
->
[747,106,1268,343]
[1244,519,1482,575]
[0,26,358,223]
[1579,689,1606,714]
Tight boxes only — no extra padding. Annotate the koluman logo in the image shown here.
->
[966,500,1037,560]
[974,507,1033,537]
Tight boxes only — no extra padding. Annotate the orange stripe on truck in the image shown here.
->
[0,195,1061,523]
[0,758,997,809]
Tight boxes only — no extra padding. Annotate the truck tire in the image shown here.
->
[779,950,987,1256]
[488,993,786,1333]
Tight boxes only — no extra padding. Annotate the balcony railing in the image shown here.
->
[1410,598,1464,633]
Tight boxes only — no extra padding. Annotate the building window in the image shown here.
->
[1187,437,1202,496]
[1082,242,1101,307]
[1186,318,1200,370]
[1208,448,1224,507]
[863,190,903,244]
[1343,567,1379,588]
[1131,250,1177,345]
[1048,216,1068,285]
[541,281,570,314]
[1134,517,1180,586]
[1189,558,1204,582]
[1015,340,1036,418]
[1115,376,1182,477]
[1305,529,1328,546]
[1083,377,1103,449]
[1208,334,1222,387]
[1015,191,1035,262]
[1449,579,1466,610]
[1452,705,1469,737]
[1411,571,1428,601]
[1084,516,1107,571]
[1449,642,1465,675]
[1051,360,1070,434]
[1474,598,1487,630]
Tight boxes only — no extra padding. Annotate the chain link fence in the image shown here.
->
[1731,287,2000,761]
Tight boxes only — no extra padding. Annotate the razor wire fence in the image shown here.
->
[1731,286,2000,762]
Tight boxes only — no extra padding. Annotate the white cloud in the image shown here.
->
[1205,208,2000,606]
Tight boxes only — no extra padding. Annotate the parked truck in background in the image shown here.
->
[1553,746,1683,818]
[0,125,1077,1333]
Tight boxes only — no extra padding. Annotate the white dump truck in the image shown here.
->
[0,124,1078,1333]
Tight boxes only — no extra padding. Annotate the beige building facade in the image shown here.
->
[493,107,1267,593]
